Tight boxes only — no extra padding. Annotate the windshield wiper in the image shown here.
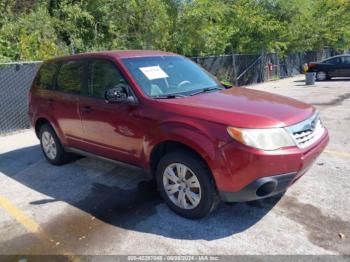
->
[153,94,187,99]
[189,86,223,96]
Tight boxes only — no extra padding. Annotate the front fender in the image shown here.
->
[142,118,229,183]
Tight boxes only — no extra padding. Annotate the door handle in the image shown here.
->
[81,105,93,113]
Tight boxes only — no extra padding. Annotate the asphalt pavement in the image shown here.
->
[0,75,349,256]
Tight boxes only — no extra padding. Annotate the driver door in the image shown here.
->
[79,58,142,165]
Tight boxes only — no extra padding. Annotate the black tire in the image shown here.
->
[39,124,74,165]
[156,150,219,219]
[316,71,328,81]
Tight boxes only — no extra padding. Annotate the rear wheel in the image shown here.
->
[39,124,74,165]
[156,150,219,219]
[316,71,328,81]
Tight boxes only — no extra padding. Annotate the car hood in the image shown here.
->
[157,87,315,128]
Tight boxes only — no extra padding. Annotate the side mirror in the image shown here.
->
[221,83,233,89]
[105,84,137,105]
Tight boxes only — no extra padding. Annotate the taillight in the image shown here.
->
[308,63,315,69]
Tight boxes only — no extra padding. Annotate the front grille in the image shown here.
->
[287,113,325,149]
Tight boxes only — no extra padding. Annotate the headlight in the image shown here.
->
[227,127,296,151]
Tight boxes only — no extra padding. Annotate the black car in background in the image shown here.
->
[307,55,350,81]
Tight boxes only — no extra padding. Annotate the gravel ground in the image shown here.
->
[0,75,349,256]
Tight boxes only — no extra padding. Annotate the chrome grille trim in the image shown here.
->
[286,112,325,149]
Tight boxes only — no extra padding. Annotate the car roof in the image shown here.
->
[45,50,178,63]
[324,54,350,60]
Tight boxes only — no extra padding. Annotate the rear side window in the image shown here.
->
[56,60,84,94]
[36,63,58,90]
[88,59,127,98]
[325,57,341,64]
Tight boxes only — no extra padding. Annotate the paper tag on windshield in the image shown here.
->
[139,66,168,80]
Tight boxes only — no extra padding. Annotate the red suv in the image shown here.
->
[28,50,329,218]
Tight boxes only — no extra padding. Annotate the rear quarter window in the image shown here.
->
[324,57,341,64]
[35,63,59,90]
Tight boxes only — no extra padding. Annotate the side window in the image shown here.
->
[36,63,58,90]
[56,61,83,94]
[327,58,340,64]
[341,56,350,65]
[88,59,127,98]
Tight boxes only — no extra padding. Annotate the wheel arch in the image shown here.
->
[34,117,66,145]
[149,140,217,189]
[34,117,51,138]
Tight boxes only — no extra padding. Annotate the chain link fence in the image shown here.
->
[192,49,338,86]
[0,61,42,135]
[192,54,265,86]
[0,50,337,135]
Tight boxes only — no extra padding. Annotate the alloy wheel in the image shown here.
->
[316,71,327,81]
[41,131,57,160]
[162,163,201,210]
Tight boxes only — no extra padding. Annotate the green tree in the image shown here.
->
[0,0,350,62]
[52,0,95,53]
[174,0,233,56]
[0,4,67,61]
[309,0,350,51]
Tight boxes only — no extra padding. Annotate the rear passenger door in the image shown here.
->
[51,60,85,147]
[323,57,341,77]
[30,62,59,123]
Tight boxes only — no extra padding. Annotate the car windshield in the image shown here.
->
[122,56,223,98]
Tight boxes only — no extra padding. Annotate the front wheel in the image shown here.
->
[156,150,219,219]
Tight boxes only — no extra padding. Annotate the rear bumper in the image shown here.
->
[213,129,329,201]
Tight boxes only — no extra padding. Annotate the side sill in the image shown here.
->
[64,146,144,171]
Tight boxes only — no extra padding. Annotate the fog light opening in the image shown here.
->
[256,181,276,197]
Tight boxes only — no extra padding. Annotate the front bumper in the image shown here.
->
[219,172,297,202]
[213,129,329,202]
